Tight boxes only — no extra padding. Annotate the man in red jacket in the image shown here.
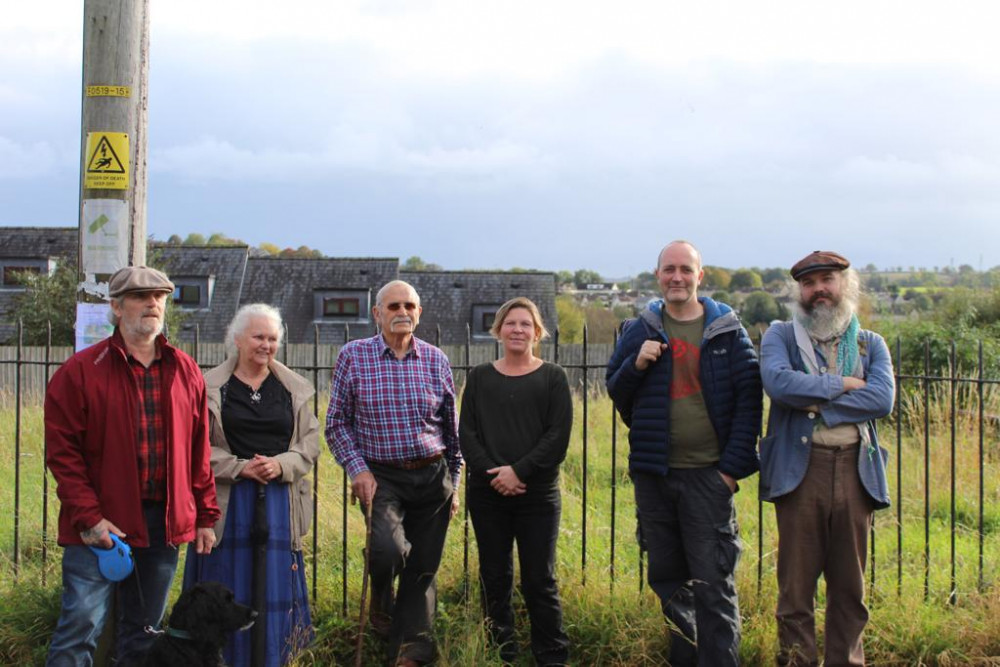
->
[45,266,220,667]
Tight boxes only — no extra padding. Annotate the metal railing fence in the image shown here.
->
[1,321,998,614]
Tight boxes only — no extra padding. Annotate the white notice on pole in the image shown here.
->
[82,199,129,276]
[75,302,113,351]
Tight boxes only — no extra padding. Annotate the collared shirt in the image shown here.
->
[128,354,167,501]
[325,334,462,487]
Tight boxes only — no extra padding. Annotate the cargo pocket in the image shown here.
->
[716,520,742,576]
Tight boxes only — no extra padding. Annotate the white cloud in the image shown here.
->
[152,0,1000,80]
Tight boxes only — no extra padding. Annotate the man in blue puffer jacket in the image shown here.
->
[606,240,762,667]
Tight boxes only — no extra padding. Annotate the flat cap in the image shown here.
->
[790,250,850,281]
[108,266,175,297]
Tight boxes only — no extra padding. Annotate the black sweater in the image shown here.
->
[459,361,572,487]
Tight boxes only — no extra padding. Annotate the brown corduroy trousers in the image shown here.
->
[774,443,874,667]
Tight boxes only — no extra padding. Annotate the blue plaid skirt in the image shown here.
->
[183,480,313,666]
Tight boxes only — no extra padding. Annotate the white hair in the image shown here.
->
[226,303,284,353]
[375,280,421,307]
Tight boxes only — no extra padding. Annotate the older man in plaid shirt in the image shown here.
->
[326,279,462,667]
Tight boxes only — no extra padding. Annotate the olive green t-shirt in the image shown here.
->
[663,311,721,467]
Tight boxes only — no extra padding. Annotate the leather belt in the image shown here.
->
[375,453,444,471]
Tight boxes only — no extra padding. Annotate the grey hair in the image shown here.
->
[225,303,284,353]
[375,280,421,307]
[656,240,703,270]
[106,297,123,326]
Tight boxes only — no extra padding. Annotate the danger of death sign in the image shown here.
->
[84,132,129,190]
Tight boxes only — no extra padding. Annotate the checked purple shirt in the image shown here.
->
[325,334,462,488]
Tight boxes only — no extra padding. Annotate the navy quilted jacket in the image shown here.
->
[605,297,763,479]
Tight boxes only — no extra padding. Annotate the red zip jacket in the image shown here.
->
[45,330,220,547]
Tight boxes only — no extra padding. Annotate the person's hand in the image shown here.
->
[718,471,737,494]
[843,377,867,392]
[635,341,669,371]
[487,466,526,496]
[352,471,378,508]
[80,518,125,548]
[450,493,460,518]
[253,454,282,482]
[194,527,216,554]
[237,458,269,484]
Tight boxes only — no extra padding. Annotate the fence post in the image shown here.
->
[14,320,23,579]
[949,340,957,605]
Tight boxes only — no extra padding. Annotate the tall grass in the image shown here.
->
[2,384,1000,665]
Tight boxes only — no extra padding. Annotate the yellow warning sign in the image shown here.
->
[84,132,129,190]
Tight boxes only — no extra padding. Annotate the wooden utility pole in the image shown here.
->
[77,2,151,658]
[79,0,150,281]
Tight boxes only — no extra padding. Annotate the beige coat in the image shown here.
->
[204,355,320,551]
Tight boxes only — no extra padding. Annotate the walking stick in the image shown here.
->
[355,497,374,667]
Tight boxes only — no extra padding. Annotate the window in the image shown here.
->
[174,284,201,306]
[169,276,213,309]
[323,297,360,317]
[481,310,497,331]
[0,259,50,288]
[314,289,369,322]
[471,304,502,338]
[3,265,41,286]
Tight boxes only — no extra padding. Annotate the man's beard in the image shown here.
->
[794,295,855,341]
[122,314,164,338]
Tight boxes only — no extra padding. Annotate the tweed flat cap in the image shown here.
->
[108,266,175,297]
[790,251,850,281]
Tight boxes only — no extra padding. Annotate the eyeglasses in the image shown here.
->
[384,302,418,312]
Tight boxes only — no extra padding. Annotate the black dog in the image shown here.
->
[143,581,257,667]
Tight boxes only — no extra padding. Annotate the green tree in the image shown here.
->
[633,271,657,290]
[740,291,785,326]
[5,260,78,344]
[166,234,183,244]
[573,269,603,286]
[555,295,584,343]
[183,232,206,245]
[760,267,787,285]
[583,306,620,343]
[712,290,733,305]
[701,266,731,290]
[729,269,763,291]
[258,242,281,256]
[401,256,442,271]
[206,232,243,246]
[555,270,574,288]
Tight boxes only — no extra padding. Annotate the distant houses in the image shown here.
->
[0,227,557,345]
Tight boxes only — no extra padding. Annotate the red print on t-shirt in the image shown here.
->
[670,338,702,399]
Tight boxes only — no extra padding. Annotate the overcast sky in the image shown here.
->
[2,1,998,277]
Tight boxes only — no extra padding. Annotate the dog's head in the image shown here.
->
[167,582,257,646]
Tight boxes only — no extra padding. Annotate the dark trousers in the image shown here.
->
[632,467,742,667]
[774,444,873,667]
[467,480,570,666]
[366,459,454,664]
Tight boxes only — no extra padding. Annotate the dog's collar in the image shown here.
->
[164,627,194,640]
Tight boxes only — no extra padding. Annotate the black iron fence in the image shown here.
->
[1,322,998,616]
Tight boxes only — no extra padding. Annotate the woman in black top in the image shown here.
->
[183,304,319,666]
[459,297,572,666]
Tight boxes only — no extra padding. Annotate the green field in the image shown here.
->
[2,393,1000,665]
